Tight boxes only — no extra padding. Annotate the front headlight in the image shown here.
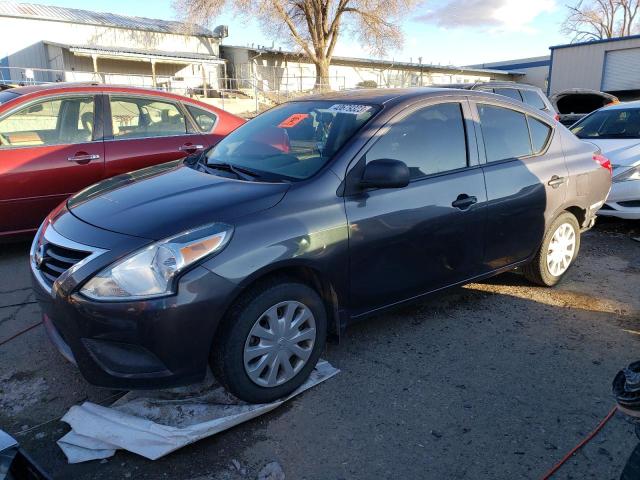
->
[81,223,232,301]
[613,165,640,183]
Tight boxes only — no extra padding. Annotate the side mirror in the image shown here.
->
[360,159,410,189]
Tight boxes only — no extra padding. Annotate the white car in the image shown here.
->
[571,101,640,219]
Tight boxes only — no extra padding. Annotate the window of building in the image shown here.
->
[110,97,187,139]
[478,104,533,162]
[365,103,468,180]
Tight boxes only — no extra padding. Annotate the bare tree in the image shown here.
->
[562,0,640,41]
[175,0,417,87]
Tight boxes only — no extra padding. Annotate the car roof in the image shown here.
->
[8,82,102,95]
[7,82,200,100]
[0,82,221,112]
[434,81,541,91]
[294,87,487,105]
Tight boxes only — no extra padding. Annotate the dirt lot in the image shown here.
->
[1,218,639,480]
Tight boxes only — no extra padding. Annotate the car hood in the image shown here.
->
[585,139,640,171]
[67,162,290,240]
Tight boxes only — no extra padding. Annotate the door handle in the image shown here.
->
[67,153,100,164]
[451,194,478,210]
[548,175,566,188]
[179,144,204,152]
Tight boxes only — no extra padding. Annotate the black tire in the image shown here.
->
[210,278,327,403]
[523,211,581,287]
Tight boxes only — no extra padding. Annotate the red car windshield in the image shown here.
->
[205,101,378,180]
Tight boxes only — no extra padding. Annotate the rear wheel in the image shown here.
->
[523,212,581,287]
[210,279,327,403]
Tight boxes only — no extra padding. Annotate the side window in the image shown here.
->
[494,88,523,102]
[528,116,552,153]
[110,96,186,139]
[520,89,548,110]
[478,104,533,162]
[186,104,217,132]
[366,102,468,180]
[0,96,94,148]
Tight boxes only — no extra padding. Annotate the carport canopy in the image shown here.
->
[44,41,225,88]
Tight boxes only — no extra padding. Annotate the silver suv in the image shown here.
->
[439,81,557,120]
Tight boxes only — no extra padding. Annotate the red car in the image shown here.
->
[0,83,245,239]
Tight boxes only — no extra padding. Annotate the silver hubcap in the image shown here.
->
[243,301,316,388]
[547,222,576,277]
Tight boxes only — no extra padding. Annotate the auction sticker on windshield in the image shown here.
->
[328,104,372,115]
[278,113,309,128]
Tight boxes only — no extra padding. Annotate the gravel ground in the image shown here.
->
[1,220,639,480]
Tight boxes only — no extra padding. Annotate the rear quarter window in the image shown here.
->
[185,104,218,132]
[528,117,552,153]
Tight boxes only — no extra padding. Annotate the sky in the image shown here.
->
[33,0,572,66]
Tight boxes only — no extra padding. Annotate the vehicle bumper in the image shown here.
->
[599,180,640,220]
[30,212,238,390]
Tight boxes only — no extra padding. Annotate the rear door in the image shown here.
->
[103,94,208,177]
[0,94,104,235]
[345,98,487,315]
[471,101,568,271]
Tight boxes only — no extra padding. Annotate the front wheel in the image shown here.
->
[523,212,581,287]
[210,279,327,403]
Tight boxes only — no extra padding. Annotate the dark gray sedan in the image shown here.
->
[31,88,612,403]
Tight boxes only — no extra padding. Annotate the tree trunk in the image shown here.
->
[314,59,330,91]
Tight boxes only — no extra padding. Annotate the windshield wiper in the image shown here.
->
[206,162,262,181]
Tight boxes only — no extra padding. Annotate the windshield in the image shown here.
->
[205,100,378,180]
[571,108,640,139]
[0,90,19,106]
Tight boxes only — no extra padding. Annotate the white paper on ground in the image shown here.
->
[58,360,339,463]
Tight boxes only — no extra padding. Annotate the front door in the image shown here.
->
[473,102,568,271]
[0,95,104,236]
[345,100,487,316]
[103,94,207,177]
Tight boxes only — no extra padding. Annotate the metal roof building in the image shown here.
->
[220,45,522,93]
[0,1,214,36]
[467,56,550,90]
[0,1,226,94]
[548,35,640,99]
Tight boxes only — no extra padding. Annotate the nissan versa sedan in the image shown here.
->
[30,89,611,403]
[0,83,245,239]
[571,101,640,219]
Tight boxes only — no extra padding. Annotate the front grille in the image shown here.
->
[619,200,640,208]
[39,242,91,286]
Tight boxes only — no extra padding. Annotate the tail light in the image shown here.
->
[554,113,560,122]
[593,153,612,174]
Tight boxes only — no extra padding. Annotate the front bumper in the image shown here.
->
[30,210,238,390]
[599,180,640,220]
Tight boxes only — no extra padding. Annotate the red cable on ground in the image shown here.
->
[0,321,42,347]
[540,405,619,480]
